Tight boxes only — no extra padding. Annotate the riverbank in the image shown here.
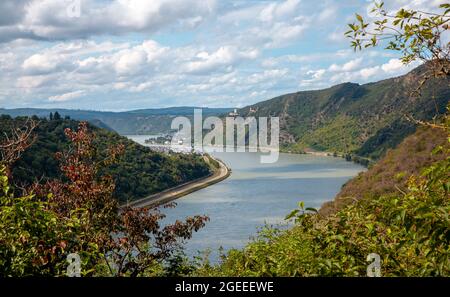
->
[121,156,231,209]
[281,147,373,167]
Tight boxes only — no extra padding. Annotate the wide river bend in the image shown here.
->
[127,136,365,261]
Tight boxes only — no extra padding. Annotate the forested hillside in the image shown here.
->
[0,115,211,203]
[237,63,449,160]
[320,125,448,216]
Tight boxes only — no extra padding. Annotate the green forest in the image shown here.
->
[0,114,211,203]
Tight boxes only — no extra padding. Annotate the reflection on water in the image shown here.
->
[158,151,365,262]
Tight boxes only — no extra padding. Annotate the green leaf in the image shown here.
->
[285,209,299,220]
[356,14,363,23]
[305,207,318,213]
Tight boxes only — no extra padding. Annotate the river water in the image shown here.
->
[126,136,365,261]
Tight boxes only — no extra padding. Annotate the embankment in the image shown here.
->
[121,156,230,209]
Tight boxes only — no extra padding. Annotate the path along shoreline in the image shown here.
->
[120,156,231,209]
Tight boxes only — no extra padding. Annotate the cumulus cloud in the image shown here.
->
[381,59,405,73]
[329,58,363,72]
[0,0,217,43]
[182,46,259,75]
[306,69,326,79]
[359,66,380,79]
[22,53,73,75]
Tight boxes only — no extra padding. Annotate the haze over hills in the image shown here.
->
[0,107,233,135]
[236,63,449,160]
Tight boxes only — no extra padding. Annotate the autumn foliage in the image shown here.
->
[0,121,208,276]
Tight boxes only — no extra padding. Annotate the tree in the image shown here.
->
[0,164,93,276]
[346,1,450,86]
[1,121,209,276]
[53,112,61,121]
[0,118,38,178]
[44,122,210,276]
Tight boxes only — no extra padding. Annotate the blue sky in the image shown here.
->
[0,0,446,111]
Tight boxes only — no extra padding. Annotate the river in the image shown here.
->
[126,136,365,261]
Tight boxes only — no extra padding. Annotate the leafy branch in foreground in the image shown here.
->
[0,118,38,178]
[346,1,449,85]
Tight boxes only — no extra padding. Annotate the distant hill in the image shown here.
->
[236,63,449,160]
[127,106,233,116]
[0,115,212,203]
[0,107,233,135]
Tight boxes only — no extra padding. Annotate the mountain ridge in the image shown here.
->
[236,63,449,160]
[0,107,234,135]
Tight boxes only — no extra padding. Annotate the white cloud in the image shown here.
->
[312,57,420,86]
[16,74,55,90]
[266,22,309,48]
[218,0,311,49]
[259,0,301,23]
[249,90,268,98]
[129,82,155,93]
[208,72,238,85]
[115,49,147,75]
[306,69,326,79]
[49,90,86,102]
[381,59,404,73]
[342,58,363,71]
[22,53,69,75]
[247,69,289,84]
[182,46,259,75]
[329,58,363,72]
[0,52,16,71]
[359,66,380,79]
[0,0,217,43]
[318,6,337,23]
